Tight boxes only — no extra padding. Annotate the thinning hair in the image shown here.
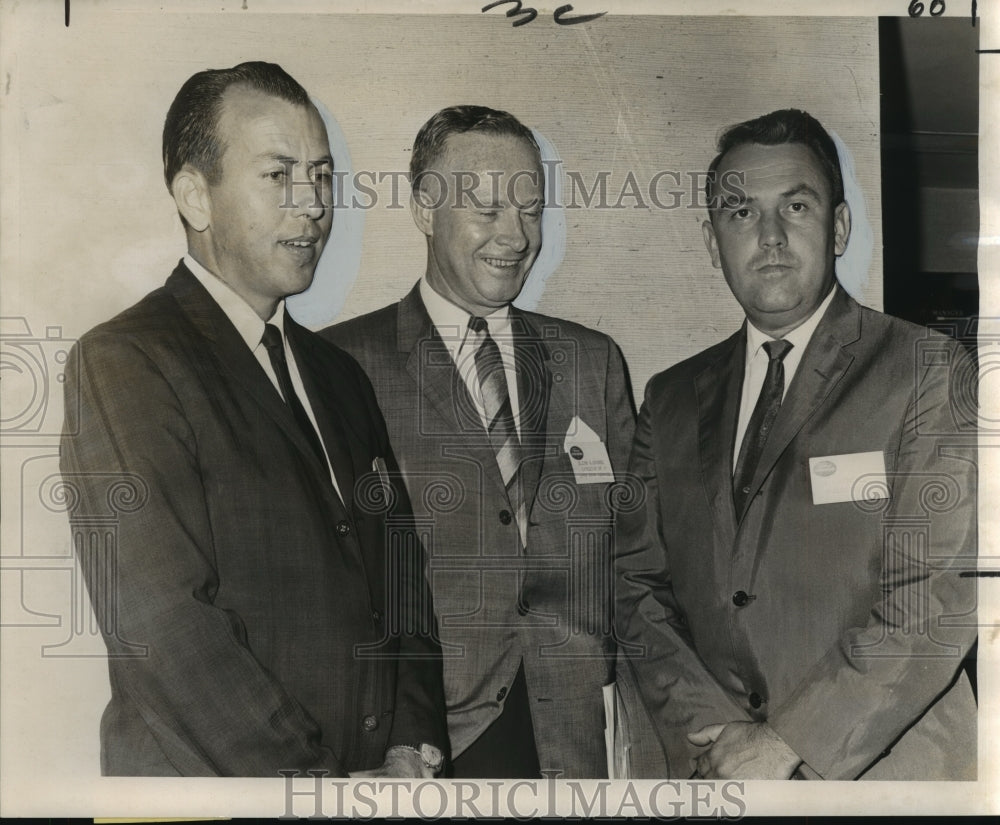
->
[409,105,540,192]
[162,61,311,191]
[706,108,844,213]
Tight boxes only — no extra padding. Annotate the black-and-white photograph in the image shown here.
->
[0,0,993,817]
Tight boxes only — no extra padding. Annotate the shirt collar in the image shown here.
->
[745,284,837,361]
[419,278,512,356]
[185,254,286,348]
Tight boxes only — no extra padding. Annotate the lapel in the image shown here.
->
[694,329,746,547]
[286,317,360,512]
[398,283,481,435]
[740,286,860,517]
[510,309,555,521]
[165,262,349,514]
[399,285,511,504]
[397,287,559,512]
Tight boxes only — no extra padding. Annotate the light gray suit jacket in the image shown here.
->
[325,283,665,777]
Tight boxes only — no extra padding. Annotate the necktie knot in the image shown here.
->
[468,315,489,335]
[763,338,793,362]
[261,323,283,354]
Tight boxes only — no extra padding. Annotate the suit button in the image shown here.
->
[496,686,508,702]
[499,510,512,525]
[372,609,382,623]
[362,714,378,731]
[741,486,751,495]
[336,521,352,536]
[749,692,763,709]
[732,590,750,607]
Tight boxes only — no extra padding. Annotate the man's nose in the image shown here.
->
[496,208,529,251]
[289,166,329,220]
[758,211,787,249]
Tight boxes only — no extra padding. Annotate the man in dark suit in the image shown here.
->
[615,109,977,780]
[324,106,662,778]
[59,61,446,777]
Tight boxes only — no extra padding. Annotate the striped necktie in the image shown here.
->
[469,316,527,546]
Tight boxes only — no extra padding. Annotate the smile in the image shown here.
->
[482,257,520,269]
[280,240,316,248]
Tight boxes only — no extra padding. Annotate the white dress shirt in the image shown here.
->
[185,254,343,500]
[733,286,837,470]
[419,278,522,437]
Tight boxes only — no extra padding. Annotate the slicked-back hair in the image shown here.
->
[706,108,845,216]
[409,105,541,193]
[162,61,311,191]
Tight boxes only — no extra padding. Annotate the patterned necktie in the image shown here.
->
[469,316,526,545]
[733,338,793,514]
[261,324,327,469]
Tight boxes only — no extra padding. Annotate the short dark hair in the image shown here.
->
[706,108,844,212]
[409,105,540,192]
[162,61,311,191]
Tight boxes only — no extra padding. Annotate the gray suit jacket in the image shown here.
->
[60,262,447,776]
[615,287,977,779]
[324,283,664,777]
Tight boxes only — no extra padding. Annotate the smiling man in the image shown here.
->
[615,109,978,780]
[323,105,659,777]
[60,62,446,777]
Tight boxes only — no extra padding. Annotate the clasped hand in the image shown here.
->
[349,746,436,779]
[687,721,801,779]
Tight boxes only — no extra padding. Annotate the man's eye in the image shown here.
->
[731,207,751,220]
[476,210,499,218]
[267,169,287,181]
[788,202,807,213]
[522,209,543,219]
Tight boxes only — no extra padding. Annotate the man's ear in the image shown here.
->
[171,165,211,233]
[833,201,851,257]
[409,185,435,238]
[702,218,722,269]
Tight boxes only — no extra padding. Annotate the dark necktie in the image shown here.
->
[261,323,327,470]
[469,316,526,545]
[733,338,793,514]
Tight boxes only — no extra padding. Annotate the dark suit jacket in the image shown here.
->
[324,283,664,777]
[59,262,447,776]
[615,287,977,780]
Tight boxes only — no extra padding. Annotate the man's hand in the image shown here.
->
[687,721,801,779]
[349,746,436,779]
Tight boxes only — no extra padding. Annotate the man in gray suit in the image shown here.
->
[324,106,661,777]
[60,61,446,777]
[615,109,977,780]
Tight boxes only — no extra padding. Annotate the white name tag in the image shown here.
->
[564,416,615,484]
[809,451,889,505]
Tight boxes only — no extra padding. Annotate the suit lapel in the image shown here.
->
[286,318,359,512]
[398,286,513,502]
[165,263,348,512]
[398,285,481,436]
[694,329,745,545]
[740,287,861,518]
[511,310,555,524]
[167,263,311,455]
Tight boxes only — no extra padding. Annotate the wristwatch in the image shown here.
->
[391,743,444,773]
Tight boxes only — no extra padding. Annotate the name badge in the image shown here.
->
[809,451,889,505]
[564,416,615,484]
